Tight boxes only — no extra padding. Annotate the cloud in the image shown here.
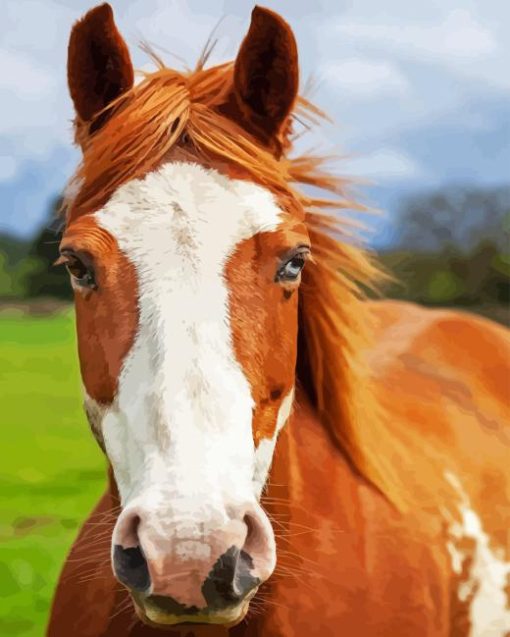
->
[0,155,17,182]
[342,149,429,183]
[333,10,497,63]
[321,58,409,99]
[1,0,75,54]
[325,5,510,93]
[123,0,243,68]
[0,49,55,97]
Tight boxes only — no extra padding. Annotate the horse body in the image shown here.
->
[47,4,510,635]
[49,302,510,636]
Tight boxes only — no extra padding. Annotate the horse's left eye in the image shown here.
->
[58,250,97,290]
[276,248,310,283]
[280,256,305,280]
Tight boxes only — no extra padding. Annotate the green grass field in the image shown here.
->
[0,310,105,636]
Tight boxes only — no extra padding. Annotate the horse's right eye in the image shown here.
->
[59,251,97,290]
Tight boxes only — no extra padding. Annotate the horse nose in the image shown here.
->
[112,502,275,610]
[202,546,259,609]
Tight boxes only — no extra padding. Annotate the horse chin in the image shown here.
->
[133,595,252,629]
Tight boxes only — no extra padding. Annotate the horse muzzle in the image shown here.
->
[111,499,275,626]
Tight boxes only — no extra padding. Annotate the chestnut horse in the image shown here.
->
[48,4,510,636]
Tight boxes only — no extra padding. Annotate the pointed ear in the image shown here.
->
[227,6,299,153]
[67,3,133,130]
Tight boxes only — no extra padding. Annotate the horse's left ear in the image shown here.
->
[67,3,134,136]
[224,6,299,155]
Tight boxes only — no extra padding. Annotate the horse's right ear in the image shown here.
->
[67,3,133,135]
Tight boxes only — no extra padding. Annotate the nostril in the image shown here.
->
[202,546,259,610]
[240,505,276,585]
[243,511,267,558]
[118,512,141,547]
[113,512,151,593]
[113,545,151,593]
[244,513,255,541]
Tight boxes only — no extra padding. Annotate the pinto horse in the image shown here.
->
[47,4,510,636]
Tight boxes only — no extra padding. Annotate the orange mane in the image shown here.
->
[65,56,454,512]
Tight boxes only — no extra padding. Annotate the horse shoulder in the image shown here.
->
[368,300,510,500]
[368,300,510,635]
[369,300,510,409]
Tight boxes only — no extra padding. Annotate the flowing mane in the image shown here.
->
[64,54,453,513]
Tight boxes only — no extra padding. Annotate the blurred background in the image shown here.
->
[0,1,508,635]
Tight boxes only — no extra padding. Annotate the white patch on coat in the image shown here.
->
[93,161,284,522]
[253,388,295,497]
[444,471,510,636]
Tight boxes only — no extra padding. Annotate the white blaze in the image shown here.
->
[91,161,286,515]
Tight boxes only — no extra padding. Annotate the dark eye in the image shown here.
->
[59,251,96,290]
[280,256,305,280]
[275,248,310,283]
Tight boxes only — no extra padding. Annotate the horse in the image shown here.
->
[47,4,510,636]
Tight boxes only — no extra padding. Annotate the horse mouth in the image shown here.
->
[133,593,253,627]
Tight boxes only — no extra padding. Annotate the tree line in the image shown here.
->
[0,186,508,322]
[379,185,509,315]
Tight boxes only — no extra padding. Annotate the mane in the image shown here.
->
[65,56,454,513]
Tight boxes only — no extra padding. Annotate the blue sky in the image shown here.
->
[1,0,508,246]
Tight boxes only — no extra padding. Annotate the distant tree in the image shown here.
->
[0,234,30,265]
[396,185,510,251]
[25,197,72,300]
[380,184,510,320]
[0,235,30,298]
[0,252,15,297]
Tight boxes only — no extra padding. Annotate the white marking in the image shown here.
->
[95,161,283,507]
[253,388,295,497]
[87,162,285,598]
[445,471,510,636]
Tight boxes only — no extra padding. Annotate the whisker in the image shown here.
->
[108,596,135,622]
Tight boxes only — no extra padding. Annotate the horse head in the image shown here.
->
[62,3,308,627]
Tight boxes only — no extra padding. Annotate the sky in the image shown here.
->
[1,0,508,247]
